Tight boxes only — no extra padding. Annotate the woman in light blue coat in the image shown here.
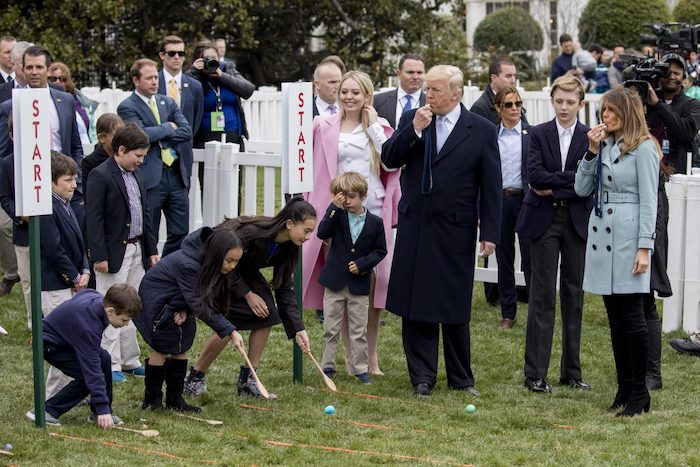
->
[575,86,660,417]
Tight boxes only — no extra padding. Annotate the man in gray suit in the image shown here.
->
[374,54,426,129]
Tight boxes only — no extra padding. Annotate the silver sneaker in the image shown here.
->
[184,376,207,397]
[26,409,61,426]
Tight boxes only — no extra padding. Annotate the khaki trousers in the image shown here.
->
[321,286,369,375]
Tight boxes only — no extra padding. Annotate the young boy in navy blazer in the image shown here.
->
[318,172,387,384]
[40,152,91,398]
[26,284,142,427]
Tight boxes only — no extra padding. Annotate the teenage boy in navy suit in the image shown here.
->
[317,172,387,385]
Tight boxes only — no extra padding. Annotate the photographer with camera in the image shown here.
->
[186,40,254,151]
[644,53,700,174]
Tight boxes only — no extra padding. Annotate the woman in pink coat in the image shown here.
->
[303,70,400,375]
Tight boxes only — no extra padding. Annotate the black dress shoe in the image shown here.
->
[559,377,591,390]
[524,377,552,393]
[669,336,700,356]
[413,383,432,396]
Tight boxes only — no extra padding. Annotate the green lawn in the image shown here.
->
[0,279,698,466]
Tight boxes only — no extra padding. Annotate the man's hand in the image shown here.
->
[645,83,659,106]
[149,255,160,266]
[413,104,433,133]
[74,273,90,291]
[94,261,108,273]
[479,241,496,258]
[532,188,553,196]
[331,192,345,208]
[348,261,359,274]
[174,311,187,325]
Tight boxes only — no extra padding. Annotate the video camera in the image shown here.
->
[621,54,669,100]
[640,23,700,56]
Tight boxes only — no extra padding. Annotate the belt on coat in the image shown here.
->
[603,191,639,203]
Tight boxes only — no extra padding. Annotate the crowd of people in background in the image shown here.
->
[0,27,699,427]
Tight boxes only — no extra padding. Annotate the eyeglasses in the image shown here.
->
[47,76,67,83]
[501,101,523,109]
[163,51,186,57]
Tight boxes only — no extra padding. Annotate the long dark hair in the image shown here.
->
[195,228,242,313]
[216,197,316,289]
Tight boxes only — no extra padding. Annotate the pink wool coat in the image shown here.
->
[302,113,401,309]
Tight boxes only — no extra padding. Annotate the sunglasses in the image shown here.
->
[47,76,67,83]
[501,101,523,109]
[163,51,186,57]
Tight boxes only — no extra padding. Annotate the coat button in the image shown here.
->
[126,223,130,227]
[592,226,597,232]
[592,244,597,250]
[607,245,612,251]
[606,227,611,233]
[607,208,613,214]
[351,248,355,252]
[607,175,612,181]
[123,241,127,245]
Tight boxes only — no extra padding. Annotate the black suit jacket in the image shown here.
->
[316,203,387,296]
[85,156,158,272]
[373,89,426,129]
[158,71,204,136]
[382,104,502,324]
[515,119,593,241]
[40,196,89,291]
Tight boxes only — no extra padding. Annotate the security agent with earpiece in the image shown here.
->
[644,53,700,174]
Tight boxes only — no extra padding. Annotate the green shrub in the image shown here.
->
[673,0,700,25]
[473,7,543,52]
[579,0,670,48]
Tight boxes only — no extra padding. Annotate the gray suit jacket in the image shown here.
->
[374,89,426,129]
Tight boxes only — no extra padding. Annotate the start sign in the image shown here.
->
[12,88,52,216]
[281,82,313,194]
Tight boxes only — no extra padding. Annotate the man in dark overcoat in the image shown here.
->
[381,65,502,397]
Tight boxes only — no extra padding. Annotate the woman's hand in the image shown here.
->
[230,330,244,350]
[191,58,205,71]
[632,248,650,275]
[295,330,310,352]
[587,124,607,153]
[364,105,379,125]
[245,291,269,318]
[173,311,187,325]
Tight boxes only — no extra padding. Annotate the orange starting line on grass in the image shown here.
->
[306,386,447,409]
[49,432,220,464]
[228,432,472,466]
[239,403,427,433]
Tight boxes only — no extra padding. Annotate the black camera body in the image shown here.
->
[640,23,700,56]
[204,58,220,72]
[621,55,670,100]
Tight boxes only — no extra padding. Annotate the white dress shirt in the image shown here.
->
[394,88,422,127]
[162,68,182,92]
[556,118,576,171]
[337,122,388,216]
[0,70,15,83]
[45,87,62,152]
[315,96,337,116]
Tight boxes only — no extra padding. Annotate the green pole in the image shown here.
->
[29,216,45,427]
[293,244,303,384]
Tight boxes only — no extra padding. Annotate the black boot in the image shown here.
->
[617,332,651,417]
[165,359,201,413]
[645,319,662,390]
[142,359,165,410]
[237,366,277,400]
[608,325,630,411]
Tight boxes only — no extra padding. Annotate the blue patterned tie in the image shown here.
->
[402,95,412,113]
[436,116,449,153]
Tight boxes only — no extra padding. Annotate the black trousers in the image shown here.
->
[496,193,531,319]
[524,208,585,380]
[402,318,473,388]
[44,343,113,418]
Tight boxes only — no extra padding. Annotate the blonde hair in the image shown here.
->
[339,70,382,175]
[424,65,464,97]
[550,74,585,101]
[601,86,661,157]
[330,172,368,198]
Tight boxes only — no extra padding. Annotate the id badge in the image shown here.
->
[661,139,670,156]
[211,111,225,132]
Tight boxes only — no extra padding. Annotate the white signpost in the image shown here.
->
[281,82,313,383]
[13,87,53,427]
[281,82,313,195]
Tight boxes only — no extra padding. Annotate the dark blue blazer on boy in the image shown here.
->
[85,156,158,273]
[40,195,89,291]
[316,203,387,296]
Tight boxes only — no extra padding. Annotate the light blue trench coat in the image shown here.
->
[574,138,659,295]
